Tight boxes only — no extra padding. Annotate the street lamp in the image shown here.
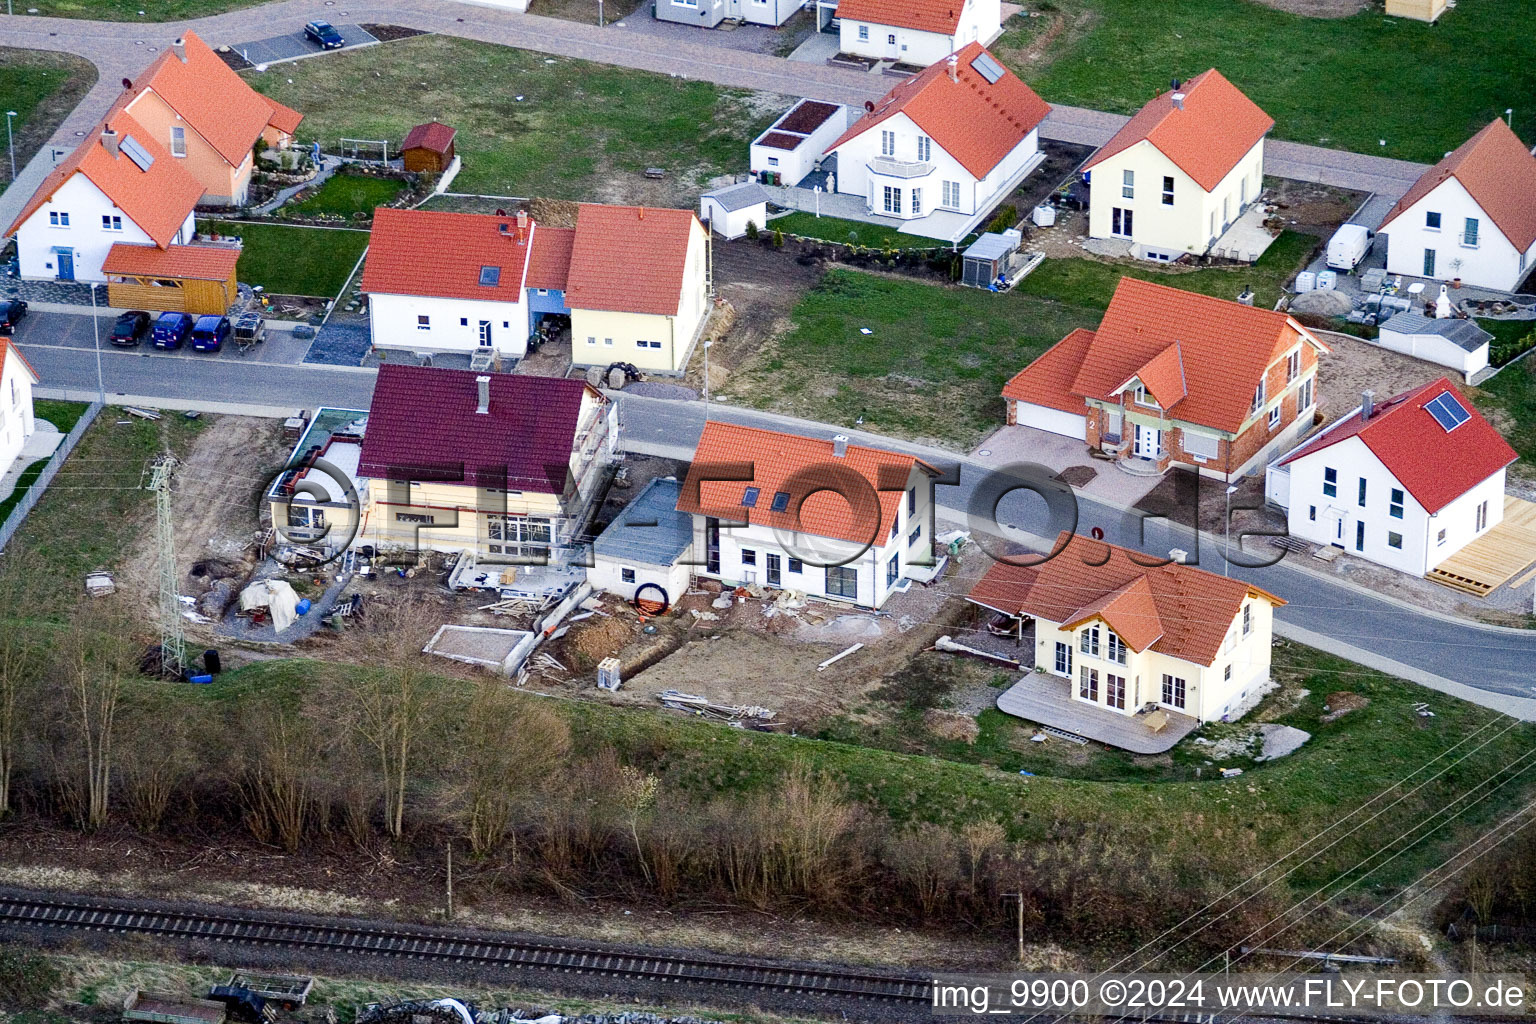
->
[90,282,104,403]
[702,339,713,418]
[1223,483,1238,576]
[5,111,17,182]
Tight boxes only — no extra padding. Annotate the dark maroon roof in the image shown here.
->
[757,131,806,151]
[359,364,595,493]
[402,121,456,154]
[774,100,840,135]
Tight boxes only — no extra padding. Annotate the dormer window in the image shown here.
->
[1132,384,1158,409]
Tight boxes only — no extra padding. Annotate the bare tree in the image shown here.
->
[119,692,196,833]
[236,700,328,852]
[615,764,658,885]
[0,548,44,816]
[455,681,570,858]
[51,601,137,831]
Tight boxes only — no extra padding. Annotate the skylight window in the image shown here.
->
[970,53,1005,84]
[1424,391,1470,432]
[479,266,502,287]
[119,135,154,172]
[770,491,790,512]
[741,486,760,508]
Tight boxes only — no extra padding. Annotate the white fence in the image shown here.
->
[0,401,104,553]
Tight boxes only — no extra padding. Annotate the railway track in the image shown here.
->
[0,890,932,1006]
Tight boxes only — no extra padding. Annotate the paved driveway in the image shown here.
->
[14,309,312,366]
[228,22,377,66]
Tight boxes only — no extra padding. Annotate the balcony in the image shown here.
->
[869,157,933,179]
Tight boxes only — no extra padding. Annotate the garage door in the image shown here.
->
[1013,401,1086,440]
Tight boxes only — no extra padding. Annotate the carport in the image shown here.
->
[102,243,240,315]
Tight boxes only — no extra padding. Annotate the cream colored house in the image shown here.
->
[968,533,1286,724]
[1083,69,1272,262]
[566,204,710,376]
[1386,0,1447,21]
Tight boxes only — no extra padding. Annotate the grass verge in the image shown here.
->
[5,0,261,16]
[283,171,408,220]
[771,212,951,249]
[0,401,91,524]
[197,220,369,298]
[0,49,96,196]
[1471,351,1536,474]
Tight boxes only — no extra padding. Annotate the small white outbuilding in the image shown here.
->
[1376,312,1492,383]
[699,181,772,241]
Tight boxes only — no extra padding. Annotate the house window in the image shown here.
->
[1183,430,1219,460]
[1106,674,1126,710]
[1251,380,1266,413]
[1161,674,1186,709]
[1462,217,1480,247]
[396,512,435,524]
[1079,624,1100,657]
[605,338,614,346]
[1161,176,1174,206]
[486,515,552,555]
[1078,667,1099,702]
[942,181,961,209]
[741,548,757,566]
[1106,632,1127,665]
[858,24,869,39]
[741,486,759,508]
[101,215,122,231]
[770,491,790,512]
[911,187,921,216]
[170,125,186,157]
[883,186,901,214]
[1298,378,1314,412]
[1055,642,1072,676]
[886,552,899,587]
[788,557,803,574]
[1132,384,1157,408]
[1355,520,1365,551]
[1390,488,1404,519]
[460,318,469,326]
[1476,499,1489,531]
[766,156,779,167]
[1267,405,1281,430]
[1438,528,1447,546]
[887,33,896,44]
[1358,478,1367,507]
[1111,207,1133,237]
[1309,505,1317,521]
[49,211,68,227]
[1425,211,1441,230]
[621,567,637,584]
[417,315,430,330]
[1242,604,1252,636]
[1423,248,1436,277]
[908,524,922,546]
[1121,169,1134,199]
[826,565,858,600]
[1388,532,1403,550]
[917,136,931,162]
[1286,351,1300,381]
[907,486,916,515]
[880,130,895,157]
[1323,467,1337,497]
[1224,664,1232,682]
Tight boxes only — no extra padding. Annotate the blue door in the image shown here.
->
[56,249,74,281]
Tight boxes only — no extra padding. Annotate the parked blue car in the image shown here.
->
[152,312,194,350]
[191,315,231,352]
[304,20,344,49]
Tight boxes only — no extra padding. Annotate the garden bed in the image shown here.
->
[279,166,424,225]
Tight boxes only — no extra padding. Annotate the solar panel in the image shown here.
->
[479,266,501,287]
[741,486,759,508]
[1424,391,1470,431]
[119,135,154,172]
[770,491,790,512]
[971,53,1005,84]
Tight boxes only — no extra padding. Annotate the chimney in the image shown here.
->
[1168,548,1188,564]
[515,209,528,240]
[475,375,492,415]
[1360,390,1374,422]
[1172,92,1186,110]
[172,37,187,62]
[100,128,119,158]
[947,55,959,83]
[831,434,849,458]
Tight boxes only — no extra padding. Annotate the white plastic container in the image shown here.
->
[1316,270,1338,291]
[1295,271,1316,293]
[1031,204,1056,228]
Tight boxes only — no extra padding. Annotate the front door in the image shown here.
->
[1326,508,1346,548]
[55,249,74,282]
[478,320,493,348]
[766,552,781,586]
[1133,423,1160,459]
[705,517,720,574]
[886,32,899,58]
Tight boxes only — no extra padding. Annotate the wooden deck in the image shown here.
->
[995,674,1198,755]
[1427,497,1536,597]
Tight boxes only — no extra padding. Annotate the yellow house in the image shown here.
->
[565,204,710,375]
[1385,0,1447,21]
[1083,69,1272,263]
[119,31,303,206]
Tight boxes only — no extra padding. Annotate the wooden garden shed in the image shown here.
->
[401,121,457,173]
[102,243,240,315]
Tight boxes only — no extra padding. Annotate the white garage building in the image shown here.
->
[588,477,694,606]
[700,181,771,240]
[1376,313,1492,383]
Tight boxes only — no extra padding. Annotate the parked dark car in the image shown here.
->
[304,20,344,48]
[0,299,27,334]
[191,314,231,352]
[109,310,151,347]
[152,311,194,350]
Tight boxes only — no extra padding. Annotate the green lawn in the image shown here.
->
[1472,351,1536,475]
[721,267,1101,447]
[283,171,407,221]
[1011,0,1536,164]
[1015,230,1319,311]
[0,49,96,195]
[771,212,950,250]
[0,402,91,525]
[3,0,257,17]
[197,220,369,298]
[246,35,778,203]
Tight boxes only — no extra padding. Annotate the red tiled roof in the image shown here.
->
[676,421,936,546]
[825,43,1050,180]
[967,532,1285,667]
[358,365,600,493]
[566,204,700,317]
[1122,341,1187,409]
[125,30,304,168]
[1065,278,1327,435]
[526,226,575,291]
[1380,119,1536,252]
[1082,69,1273,193]
[1277,377,1516,514]
[402,121,456,155]
[1002,327,1094,415]
[4,112,203,246]
[102,242,239,281]
[361,208,533,303]
[0,339,39,385]
[837,0,965,35]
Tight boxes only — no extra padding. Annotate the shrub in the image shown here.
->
[772,228,784,249]
[744,220,759,241]
[985,207,1017,235]
[1492,328,1536,367]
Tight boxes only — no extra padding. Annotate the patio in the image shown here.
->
[1210,203,1279,264]
[996,673,1199,754]
[970,424,1165,509]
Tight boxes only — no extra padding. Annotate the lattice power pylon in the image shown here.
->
[145,454,184,678]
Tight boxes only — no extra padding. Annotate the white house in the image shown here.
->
[968,532,1286,724]
[5,118,203,283]
[1377,119,1536,293]
[653,0,799,31]
[0,340,39,478]
[589,476,694,605]
[834,0,1003,66]
[676,422,938,610]
[749,100,848,187]
[1376,313,1491,383]
[1081,69,1273,263]
[822,43,1050,239]
[700,181,771,240]
[1267,378,1517,577]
